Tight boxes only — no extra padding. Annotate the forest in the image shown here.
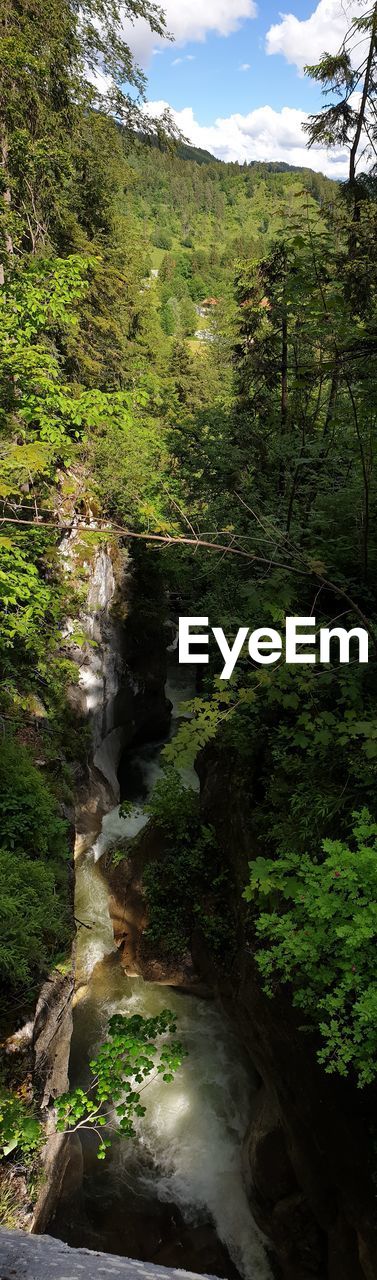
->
[1,1,377,1278]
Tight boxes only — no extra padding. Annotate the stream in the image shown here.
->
[49,662,271,1280]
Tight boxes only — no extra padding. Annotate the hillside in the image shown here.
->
[125,141,336,345]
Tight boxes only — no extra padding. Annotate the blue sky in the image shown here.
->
[122,1,365,175]
[147,1,320,125]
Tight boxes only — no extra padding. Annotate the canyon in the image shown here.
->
[25,539,377,1280]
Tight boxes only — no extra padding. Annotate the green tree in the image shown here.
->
[179,294,197,337]
[161,297,178,336]
[305,3,377,219]
[0,740,70,1002]
[0,0,169,268]
[244,811,377,1087]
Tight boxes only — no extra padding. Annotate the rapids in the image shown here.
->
[52,660,271,1280]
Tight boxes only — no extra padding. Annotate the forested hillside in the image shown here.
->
[1,0,377,1270]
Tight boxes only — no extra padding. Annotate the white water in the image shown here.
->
[71,660,271,1280]
[75,857,115,983]
[109,982,271,1280]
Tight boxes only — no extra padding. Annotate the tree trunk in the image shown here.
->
[0,125,14,284]
[278,311,288,495]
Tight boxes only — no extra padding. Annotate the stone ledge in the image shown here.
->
[0,1230,221,1280]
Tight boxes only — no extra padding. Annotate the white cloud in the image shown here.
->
[240,62,251,70]
[172,54,196,65]
[122,0,257,66]
[266,0,370,75]
[144,98,350,176]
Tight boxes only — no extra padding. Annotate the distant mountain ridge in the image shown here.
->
[177,140,323,175]
[136,131,336,184]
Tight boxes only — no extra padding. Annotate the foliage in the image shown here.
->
[0,1090,42,1159]
[0,847,70,995]
[56,1009,185,1159]
[244,811,377,1087]
[0,741,70,1000]
[0,253,133,691]
[0,0,170,267]
[144,769,233,960]
[147,766,200,838]
[91,369,171,530]
[305,4,377,212]
[0,740,67,860]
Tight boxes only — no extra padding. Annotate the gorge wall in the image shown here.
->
[195,746,377,1280]
[31,535,170,1231]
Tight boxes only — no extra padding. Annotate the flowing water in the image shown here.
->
[51,661,271,1280]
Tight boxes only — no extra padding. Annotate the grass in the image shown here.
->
[0,1173,23,1228]
[150,246,165,270]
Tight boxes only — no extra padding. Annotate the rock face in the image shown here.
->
[242,1088,326,1278]
[64,536,170,834]
[101,821,210,992]
[29,538,125,1231]
[33,970,74,1108]
[31,968,81,1235]
[197,747,377,1280]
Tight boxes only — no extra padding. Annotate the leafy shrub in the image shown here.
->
[152,231,172,250]
[0,849,70,991]
[0,542,53,675]
[244,810,377,1086]
[161,299,177,335]
[147,767,200,839]
[0,740,67,861]
[0,1091,42,1159]
[143,769,233,960]
[0,740,70,1001]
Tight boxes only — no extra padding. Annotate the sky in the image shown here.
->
[121,0,369,178]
